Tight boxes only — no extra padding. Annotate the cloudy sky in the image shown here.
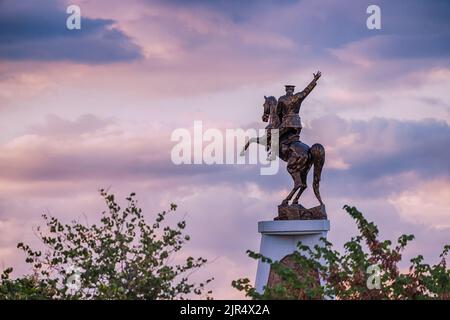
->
[0,0,449,298]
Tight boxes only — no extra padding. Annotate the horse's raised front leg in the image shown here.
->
[240,137,256,156]
[240,135,266,156]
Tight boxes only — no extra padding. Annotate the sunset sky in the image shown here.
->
[0,0,449,298]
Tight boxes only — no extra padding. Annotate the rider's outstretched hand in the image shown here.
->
[313,70,322,81]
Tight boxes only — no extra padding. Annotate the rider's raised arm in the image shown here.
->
[294,71,321,102]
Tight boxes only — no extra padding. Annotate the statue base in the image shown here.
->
[276,204,327,220]
[255,219,330,294]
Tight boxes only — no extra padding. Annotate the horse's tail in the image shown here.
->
[310,143,325,206]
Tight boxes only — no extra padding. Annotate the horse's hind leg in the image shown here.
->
[281,185,300,206]
[292,173,307,205]
[281,171,301,205]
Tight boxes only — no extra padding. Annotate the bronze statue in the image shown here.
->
[242,71,326,220]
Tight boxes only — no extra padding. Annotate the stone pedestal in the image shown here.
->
[255,219,330,294]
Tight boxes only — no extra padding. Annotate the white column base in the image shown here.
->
[255,219,330,294]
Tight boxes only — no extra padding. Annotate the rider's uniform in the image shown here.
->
[277,80,317,146]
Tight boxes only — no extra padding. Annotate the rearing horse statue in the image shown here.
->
[241,72,326,217]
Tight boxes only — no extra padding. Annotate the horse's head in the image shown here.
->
[262,95,277,122]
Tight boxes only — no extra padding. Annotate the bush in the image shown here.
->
[0,190,212,300]
[233,205,449,300]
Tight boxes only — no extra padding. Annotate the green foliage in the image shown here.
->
[0,190,212,300]
[0,268,58,300]
[233,205,450,300]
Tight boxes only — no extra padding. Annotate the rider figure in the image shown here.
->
[276,71,322,149]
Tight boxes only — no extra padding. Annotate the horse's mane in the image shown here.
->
[266,96,277,104]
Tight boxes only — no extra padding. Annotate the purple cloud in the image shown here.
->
[0,0,143,63]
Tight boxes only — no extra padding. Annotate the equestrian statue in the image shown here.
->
[241,71,326,220]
